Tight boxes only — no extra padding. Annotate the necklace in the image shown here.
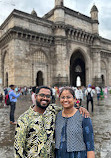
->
[62,108,77,118]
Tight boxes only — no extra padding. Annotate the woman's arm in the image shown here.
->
[87,151,95,158]
[82,118,95,157]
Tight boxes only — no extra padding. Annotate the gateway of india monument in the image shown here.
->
[0,0,111,87]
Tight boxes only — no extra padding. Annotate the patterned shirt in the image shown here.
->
[14,104,61,158]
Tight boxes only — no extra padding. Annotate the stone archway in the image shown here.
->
[36,71,43,86]
[2,51,9,87]
[5,72,8,87]
[70,50,86,86]
[32,50,49,86]
[101,60,106,86]
[101,74,105,87]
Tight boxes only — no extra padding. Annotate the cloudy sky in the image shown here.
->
[0,0,111,40]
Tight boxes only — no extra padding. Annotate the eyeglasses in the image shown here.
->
[60,96,73,100]
[37,93,51,99]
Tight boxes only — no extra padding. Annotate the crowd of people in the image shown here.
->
[0,84,110,111]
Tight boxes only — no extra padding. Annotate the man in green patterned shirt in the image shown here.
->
[14,86,89,158]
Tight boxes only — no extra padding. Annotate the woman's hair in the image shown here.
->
[59,87,75,98]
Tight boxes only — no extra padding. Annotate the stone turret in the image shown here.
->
[90,4,99,34]
[31,9,37,17]
[54,0,65,24]
[90,4,98,21]
[55,0,64,6]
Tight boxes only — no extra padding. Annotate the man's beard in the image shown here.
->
[36,100,50,109]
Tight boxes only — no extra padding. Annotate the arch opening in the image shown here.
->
[76,76,81,87]
[101,74,105,86]
[36,71,43,86]
[5,72,8,87]
[70,50,86,87]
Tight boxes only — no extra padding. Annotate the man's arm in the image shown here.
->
[78,107,90,118]
[14,118,27,158]
[51,104,90,118]
[11,91,20,98]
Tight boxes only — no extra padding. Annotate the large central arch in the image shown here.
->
[70,50,86,86]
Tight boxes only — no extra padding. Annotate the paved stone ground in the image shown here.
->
[0,94,111,158]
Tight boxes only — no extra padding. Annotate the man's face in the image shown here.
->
[12,86,15,90]
[36,88,51,109]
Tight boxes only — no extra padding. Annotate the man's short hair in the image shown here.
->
[36,86,53,96]
[32,86,36,93]
[9,85,15,88]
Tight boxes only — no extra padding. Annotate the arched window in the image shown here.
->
[6,72,8,87]
[101,61,106,70]
[75,65,82,72]
[33,51,47,64]
[101,74,104,83]
[36,71,43,86]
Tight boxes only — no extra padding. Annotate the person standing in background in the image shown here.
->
[95,86,101,103]
[85,84,95,113]
[9,85,21,125]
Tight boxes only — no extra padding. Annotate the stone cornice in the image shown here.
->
[0,9,53,30]
[91,46,111,56]
[0,29,13,47]
[43,6,93,24]
[65,26,95,45]
[100,36,111,44]
[101,50,111,57]
[52,23,66,29]
[64,7,93,23]
[43,8,54,19]
[0,26,54,47]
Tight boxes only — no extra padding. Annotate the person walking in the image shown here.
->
[55,87,95,158]
[85,84,95,112]
[9,85,21,125]
[14,86,89,158]
[100,87,104,100]
[75,86,83,106]
[31,86,36,106]
[104,86,108,98]
[95,86,101,103]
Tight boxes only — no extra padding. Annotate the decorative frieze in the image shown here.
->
[66,26,94,44]
[0,27,54,48]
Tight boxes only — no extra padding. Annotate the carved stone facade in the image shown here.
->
[0,0,111,87]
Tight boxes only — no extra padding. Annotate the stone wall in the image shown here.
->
[65,14,92,34]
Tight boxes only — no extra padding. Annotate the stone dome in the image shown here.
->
[31,9,37,17]
[90,5,98,12]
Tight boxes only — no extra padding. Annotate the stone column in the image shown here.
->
[92,51,101,85]
[55,0,64,6]
[0,49,2,86]
[54,38,68,86]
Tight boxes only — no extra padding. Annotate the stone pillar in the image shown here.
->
[55,0,64,6]
[54,0,65,24]
[92,51,102,86]
[53,38,68,86]
[90,4,99,34]
[0,49,2,86]
[108,57,111,86]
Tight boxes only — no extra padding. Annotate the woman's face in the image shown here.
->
[60,90,76,109]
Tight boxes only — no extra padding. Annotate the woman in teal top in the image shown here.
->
[55,87,95,158]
